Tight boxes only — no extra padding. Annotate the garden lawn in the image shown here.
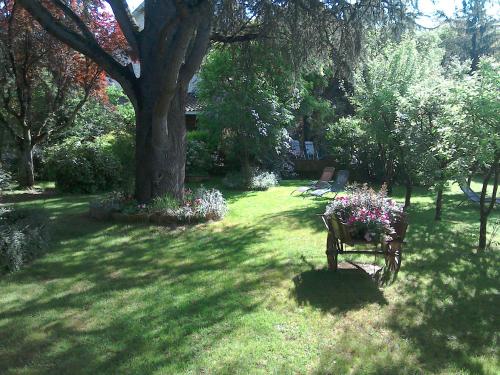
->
[0,181,499,374]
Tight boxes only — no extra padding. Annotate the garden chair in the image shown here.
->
[458,184,499,206]
[290,167,335,195]
[310,170,349,197]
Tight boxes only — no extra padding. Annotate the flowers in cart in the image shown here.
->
[324,184,404,242]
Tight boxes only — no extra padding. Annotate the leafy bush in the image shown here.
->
[192,187,228,221]
[186,131,213,176]
[223,170,279,191]
[0,208,49,272]
[249,170,279,191]
[90,188,228,224]
[149,194,180,212]
[101,131,135,194]
[222,172,246,190]
[45,137,123,193]
[150,188,228,222]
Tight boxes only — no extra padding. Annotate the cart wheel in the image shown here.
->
[326,232,338,271]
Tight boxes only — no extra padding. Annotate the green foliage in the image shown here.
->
[57,86,134,143]
[100,131,135,193]
[0,207,49,272]
[149,194,181,212]
[198,44,296,174]
[222,171,247,190]
[186,131,213,175]
[106,85,135,128]
[44,136,123,193]
[349,33,447,186]
[439,57,500,181]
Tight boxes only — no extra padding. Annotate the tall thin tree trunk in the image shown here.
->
[17,130,34,188]
[478,155,499,251]
[435,187,443,221]
[478,212,488,250]
[404,181,412,210]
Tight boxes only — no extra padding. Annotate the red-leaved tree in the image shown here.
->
[0,0,126,186]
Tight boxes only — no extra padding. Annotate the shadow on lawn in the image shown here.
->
[385,198,500,374]
[309,194,499,374]
[0,191,292,374]
[261,198,329,233]
[292,269,387,314]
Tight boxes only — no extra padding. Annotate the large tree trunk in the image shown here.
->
[17,131,35,188]
[135,90,187,203]
[434,187,443,221]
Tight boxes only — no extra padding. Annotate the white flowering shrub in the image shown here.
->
[193,188,228,221]
[249,170,279,191]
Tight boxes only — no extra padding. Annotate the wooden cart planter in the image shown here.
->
[320,214,408,273]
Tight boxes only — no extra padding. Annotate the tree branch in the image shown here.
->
[49,0,98,44]
[18,0,138,106]
[210,32,262,43]
[104,0,141,56]
[179,13,211,87]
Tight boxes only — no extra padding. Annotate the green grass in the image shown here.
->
[0,181,498,374]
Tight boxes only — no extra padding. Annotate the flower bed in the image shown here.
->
[324,184,405,243]
[89,187,228,226]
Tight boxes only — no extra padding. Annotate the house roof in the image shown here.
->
[186,93,202,114]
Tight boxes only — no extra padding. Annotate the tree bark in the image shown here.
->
[404,181,412,210]
[135,89,187,203]
[16,130,34,188]
[434,187,443,221]
[478,211,488,251]
[478,154,499,251]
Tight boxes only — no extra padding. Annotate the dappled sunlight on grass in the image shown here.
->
[0,180,498,374]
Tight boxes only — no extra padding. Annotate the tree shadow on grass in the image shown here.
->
[0,195,293,373]
[385,197,500,374]
[260,200,329,234]
[291,268,387,314]
[0,188,58,203]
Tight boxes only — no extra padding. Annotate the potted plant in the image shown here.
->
[324,184,405,243]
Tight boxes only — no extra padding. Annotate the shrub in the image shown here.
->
[90,188,228,224]
[186,131,213,176]
[192,187,228,221]
[149,188,228,222]
[101,131,135,194]
[45,137,123,193]
[149,194,180,212]
[0,208,49,272]
[249,170,279,190]
[222,172,246,190]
